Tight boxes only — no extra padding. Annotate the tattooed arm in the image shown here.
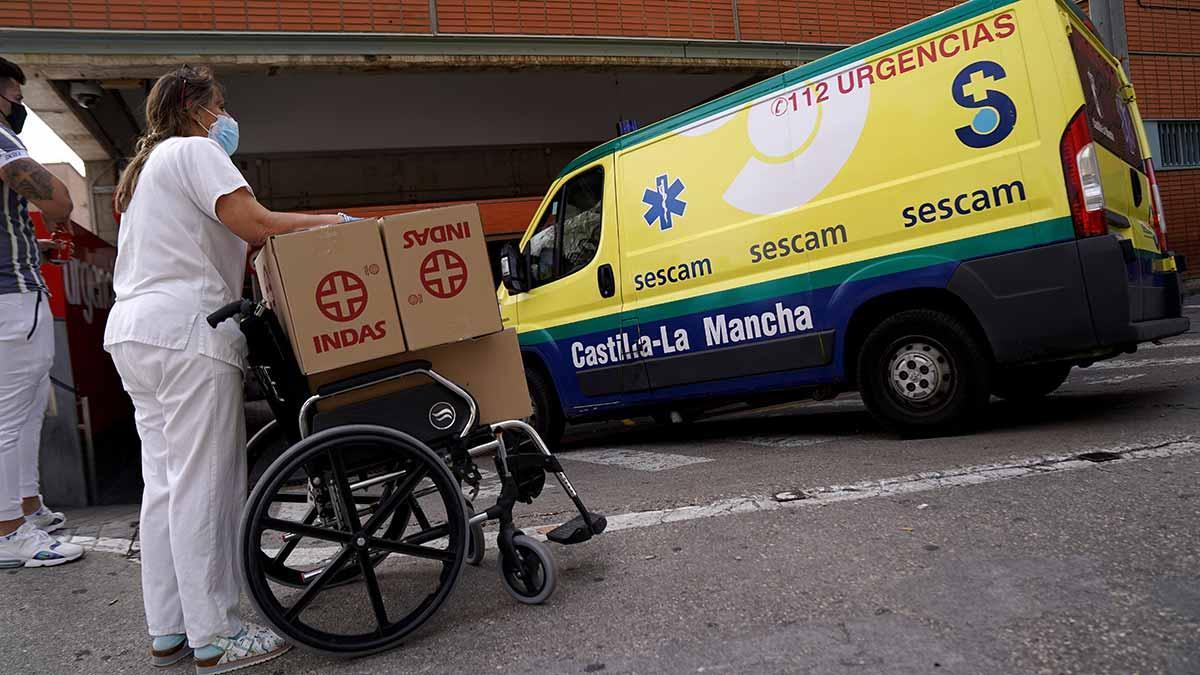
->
[0,158,73,225]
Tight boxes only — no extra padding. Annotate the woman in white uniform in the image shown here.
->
[104,65,345,674]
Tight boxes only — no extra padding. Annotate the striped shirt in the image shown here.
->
[0,124,46,295]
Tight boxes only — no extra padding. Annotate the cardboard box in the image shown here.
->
[255,219,406,375]
[379,204,502,351]
[309,329,531,425]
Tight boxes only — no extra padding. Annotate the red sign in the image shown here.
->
[315,270,368,322]
[33,215,128,437]
[419,249,468,299]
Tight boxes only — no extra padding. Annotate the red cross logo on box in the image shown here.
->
[419,249,469,299]
[315,270,369,323]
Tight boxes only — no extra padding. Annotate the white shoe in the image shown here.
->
[25,504,67,533]
[0,522,85,568]
[194,622,291,675]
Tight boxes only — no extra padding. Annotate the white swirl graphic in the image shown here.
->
[724,64,872,216]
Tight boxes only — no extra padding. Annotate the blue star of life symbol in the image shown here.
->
[642,174,687,231]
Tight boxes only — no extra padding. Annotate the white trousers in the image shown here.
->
[0,292,53,521]
[109,340,247,648]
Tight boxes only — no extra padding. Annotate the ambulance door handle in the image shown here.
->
[597,264,616,299]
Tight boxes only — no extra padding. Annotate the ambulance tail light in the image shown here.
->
[1060,107,1107,238]
[1145,158,1169,251]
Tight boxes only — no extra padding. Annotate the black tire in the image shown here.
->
[501,534,557,605]
[991,363,1071,402]
[525,366,565,449]
[247,420,286,490]
[240,425,468,657]
[247,421,412,590]
[856,309,991,436]
[466,521,486,567]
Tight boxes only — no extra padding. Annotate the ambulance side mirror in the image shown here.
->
[500,243,529,294]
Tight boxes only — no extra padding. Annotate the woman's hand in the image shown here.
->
[215,187,344,246]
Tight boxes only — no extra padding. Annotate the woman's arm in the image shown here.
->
[215,187,343,246]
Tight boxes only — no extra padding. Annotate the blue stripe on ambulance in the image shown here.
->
[522,217,1076,416]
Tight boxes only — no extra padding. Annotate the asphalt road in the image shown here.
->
[3,304,1198,674]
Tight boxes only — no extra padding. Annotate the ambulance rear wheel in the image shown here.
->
[992,363,1071,402]
[857,309,990,436]
[525,366,564,449]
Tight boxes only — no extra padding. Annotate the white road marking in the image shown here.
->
[1087,356,1200,370]
[736,435,837,449]
[1084,374,1147,386]
[1141,337,1200,350]
[58,535,135,555]
[590,436,1200,535]
[560,448,714,471]
[68,437,1200,560]
[471,469,504,502]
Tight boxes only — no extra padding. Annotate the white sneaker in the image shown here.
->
[0,522,85,568]
[194,622,291,675]
[25,504,67,533]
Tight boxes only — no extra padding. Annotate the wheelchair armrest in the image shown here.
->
[315,360,434,398]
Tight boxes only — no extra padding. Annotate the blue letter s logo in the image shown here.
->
[952,61,1017,148]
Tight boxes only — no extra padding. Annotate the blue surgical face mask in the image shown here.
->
[201,106,239,156]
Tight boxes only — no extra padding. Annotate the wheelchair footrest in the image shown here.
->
[546,512,607,545]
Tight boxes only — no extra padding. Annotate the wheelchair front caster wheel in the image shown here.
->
[466,522,485,567]
[501,534,557,604]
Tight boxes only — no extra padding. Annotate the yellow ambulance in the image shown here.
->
[497,0,1190,442]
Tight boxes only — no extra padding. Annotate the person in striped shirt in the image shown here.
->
[0,57,85,569]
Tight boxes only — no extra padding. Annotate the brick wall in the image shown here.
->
[1124,0,1200,119]
[4,0,955,40]
[1130,55,1200,118]
[1158,169,1200,269]
[433,0,738,38]
[1124,0,1200,55]
[736,0,955,43]
[1123,0,1200,276]
[2,1,432,33]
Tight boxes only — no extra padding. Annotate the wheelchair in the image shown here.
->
[207,300,607,657]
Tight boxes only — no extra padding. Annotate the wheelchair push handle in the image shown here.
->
[207,299,256,328]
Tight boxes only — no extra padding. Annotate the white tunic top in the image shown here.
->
[104,136,252,370]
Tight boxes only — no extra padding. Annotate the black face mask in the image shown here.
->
[1,96,26,134]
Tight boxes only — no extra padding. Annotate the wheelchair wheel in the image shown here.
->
[247,419,368,590]
[252,474,417,589]
[240,425,469,656]
[501,534,557,605]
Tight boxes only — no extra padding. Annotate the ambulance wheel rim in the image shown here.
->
[887,341,951,404]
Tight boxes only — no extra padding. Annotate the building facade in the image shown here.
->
[1124,0,1200,281]
[2,0,1196,276]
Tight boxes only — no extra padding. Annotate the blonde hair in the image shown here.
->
[115,65,223,212]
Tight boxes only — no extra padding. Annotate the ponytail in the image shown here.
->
[115,65,221,213]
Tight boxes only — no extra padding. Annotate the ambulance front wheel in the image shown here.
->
[525,366,564,449]
[857,309,991,436]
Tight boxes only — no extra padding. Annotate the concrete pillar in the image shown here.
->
[1090,0,1131,77]
[85,159,120,245]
